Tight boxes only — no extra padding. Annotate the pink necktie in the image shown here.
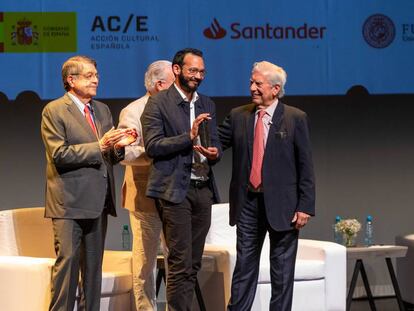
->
[84,105,97,135]
[249,110,266,189]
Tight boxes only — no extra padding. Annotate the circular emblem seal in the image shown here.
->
[363,14,395,48]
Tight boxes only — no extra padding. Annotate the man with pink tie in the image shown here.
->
[219,61,315,311]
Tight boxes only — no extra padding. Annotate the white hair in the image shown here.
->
[144,60,172,93]
[252,61,287,98]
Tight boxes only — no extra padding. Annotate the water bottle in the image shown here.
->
[122,224,131,251]
[333,216,342,244]
[364,215,374,246]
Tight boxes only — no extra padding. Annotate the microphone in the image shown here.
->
[88,103,95,115]
[199,120,211,148]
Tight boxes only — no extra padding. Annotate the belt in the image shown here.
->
[190,179,209,189]
[247,183,263,193]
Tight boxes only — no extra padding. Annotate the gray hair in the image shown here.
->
[144,60,172,93]
[252,61,287,98]
[62,55,97,91]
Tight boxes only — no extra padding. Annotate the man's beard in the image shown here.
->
[178,72,202,93]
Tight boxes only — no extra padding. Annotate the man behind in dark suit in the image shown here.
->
[219,61,315,311]
[41,55,136,311]
[141,48,222,311]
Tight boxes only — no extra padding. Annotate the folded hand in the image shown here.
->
[291,211,311,229]
[193,145,219,160]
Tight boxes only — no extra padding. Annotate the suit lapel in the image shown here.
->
[266,102,285,149]
[246,105,256,163]
[64,94,98,140]
[90,101,102,138]
[270,101,284,131]
[195,97,203,116]
[169,86,191,134]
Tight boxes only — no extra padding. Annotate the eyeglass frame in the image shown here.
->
[70,72,100,80]
[181,66,206,78]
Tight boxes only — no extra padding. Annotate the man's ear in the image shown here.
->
[155,80,163,92]
[172,64,181,76]
[273,84,281,98]
[67,76,76,88]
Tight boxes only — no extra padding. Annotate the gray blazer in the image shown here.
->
[141,85,222,204]
[41,93,121,219]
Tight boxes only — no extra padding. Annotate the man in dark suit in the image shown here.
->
[41,55,136,311]
[219,61,315,311]
[141,48,222,311]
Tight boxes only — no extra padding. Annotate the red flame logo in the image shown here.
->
[203,18,227,39]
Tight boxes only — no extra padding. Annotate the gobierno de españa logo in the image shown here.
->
[0,12,77,53]
[362,14,395,49]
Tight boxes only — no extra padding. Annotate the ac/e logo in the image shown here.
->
[91,14,148,33]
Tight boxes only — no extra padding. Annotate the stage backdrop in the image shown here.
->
[1,0,414,99]
[1,0,414,300]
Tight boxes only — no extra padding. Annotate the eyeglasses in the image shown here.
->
[250,79,278,88]
[250,79,265,87]
[183,66,206,77]
[71,72,100,80]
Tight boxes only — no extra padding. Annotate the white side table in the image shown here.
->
[346,245,408,311]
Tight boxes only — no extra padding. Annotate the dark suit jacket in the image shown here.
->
[41,93,121,219]
[141,85,222,204]
[219,102,315,231]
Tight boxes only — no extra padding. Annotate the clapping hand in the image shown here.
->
[99,128,138,152]
[114,128,138,149]
[99,127,126,152]
[190,113,211,140]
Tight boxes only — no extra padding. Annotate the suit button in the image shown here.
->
[103,173,107,178]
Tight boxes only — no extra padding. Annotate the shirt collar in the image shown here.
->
[257,98,278,119]
[174,83,199,105]
[67,92,90,114]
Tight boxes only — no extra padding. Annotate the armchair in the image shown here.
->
[205,203,346,311]
[0,207,133,311]
[396,234,414,306]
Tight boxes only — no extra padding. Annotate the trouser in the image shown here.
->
[155,184,213,311]
[49,212,107,311]
[228,192,299,311]
[129,208,167,311]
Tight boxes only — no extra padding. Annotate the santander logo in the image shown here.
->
[203,18,327,40]
[203,18,227,39]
